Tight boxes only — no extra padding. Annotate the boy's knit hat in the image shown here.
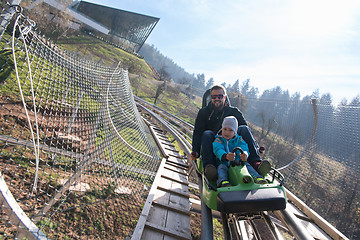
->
[222,116,238,133]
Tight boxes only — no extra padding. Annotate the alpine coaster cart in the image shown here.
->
[195,89,287,239]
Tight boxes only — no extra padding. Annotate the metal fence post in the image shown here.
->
[0,0,21,39]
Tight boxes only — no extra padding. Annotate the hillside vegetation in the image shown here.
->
[54,34,202,124]
[56,35,155,79]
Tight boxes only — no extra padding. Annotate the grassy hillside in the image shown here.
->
[56,34,201,124]
[56,34,154,79]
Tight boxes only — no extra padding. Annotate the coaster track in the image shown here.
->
[135,97,349,240]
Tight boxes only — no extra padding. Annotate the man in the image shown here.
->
[190,85,270,181]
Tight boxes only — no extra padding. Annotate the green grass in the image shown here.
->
[56,34,155,79]
[0,49,14,82]
[1,29,193,169]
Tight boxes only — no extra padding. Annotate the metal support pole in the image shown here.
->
[262,211,285,240]
[276,208,314,240]
[0,0,21,39]
[199,178,214,240]
[67,90,84,134]
[221,212,232,240]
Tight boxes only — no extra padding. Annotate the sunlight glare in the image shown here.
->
[288,0,356,39]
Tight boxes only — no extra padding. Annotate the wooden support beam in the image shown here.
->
[152,201,191,216]
[161,175,189,186]
[168,153,185,159]
[157,186,189,198]
[145,222,191,240]
[164,166,188,176]
[166,161,188,170]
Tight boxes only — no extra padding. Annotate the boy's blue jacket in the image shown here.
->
[212,132,249,167]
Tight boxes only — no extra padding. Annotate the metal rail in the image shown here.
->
[0,172,48,240]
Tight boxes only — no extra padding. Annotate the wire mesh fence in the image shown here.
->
[243,95,360,239]
[0,9,160,239]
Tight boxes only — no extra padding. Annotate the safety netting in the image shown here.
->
[242,93,359,239]
[0,7,160,239]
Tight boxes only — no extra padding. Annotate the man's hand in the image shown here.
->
[226,152,236,161]
[190,152,199,161]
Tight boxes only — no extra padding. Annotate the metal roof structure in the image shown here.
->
[70,0,159,52]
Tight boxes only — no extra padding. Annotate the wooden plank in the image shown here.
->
[157,186,189,198]
[164,180,191,240]
[164,149,180,157]
[160,141,173,146]
[162,167,188,182]
[167,155,187,162]
[160,140,173,146]
[166,161,188,171]
[142,151,174,239]
[166,158,189,169]
[164,146,178,152]
[168,156,188,164]
[152,127,163,132]
[158,136,170,141]
[131,158,167,239]
[167,153,184,159]
[163,166,191,240]
[134,119,191,240]
[161,142,175,147]
[188,182,199,190]
[165,163,187,173]
[143,165,190,240]
[152,201,191,216]
[161,174,189,186]
[145,222,191,240]
[164,166,188,176]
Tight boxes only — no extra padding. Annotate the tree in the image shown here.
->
[195,73,205,89]
[247,86,259,99]
[139,43,197,84]
[205,77,214,89]
[153,67,171,104]
[24,2,75,39]
[240,79,251,96]
[312,88,320,99]
[256,111,277,145]
[229,79,240,93]
[158,66,171,82]
[154,82,166,104]
[178,77,190,85]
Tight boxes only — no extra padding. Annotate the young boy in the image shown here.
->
[212,116,268,187]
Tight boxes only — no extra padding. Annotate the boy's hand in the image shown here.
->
[240,153,248,162]
[226,152,236,161]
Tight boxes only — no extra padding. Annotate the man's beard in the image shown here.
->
[212,101,224,111]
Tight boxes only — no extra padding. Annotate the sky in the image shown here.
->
[87,0,360,104]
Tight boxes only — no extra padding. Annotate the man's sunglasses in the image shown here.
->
[211,94,224,100]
